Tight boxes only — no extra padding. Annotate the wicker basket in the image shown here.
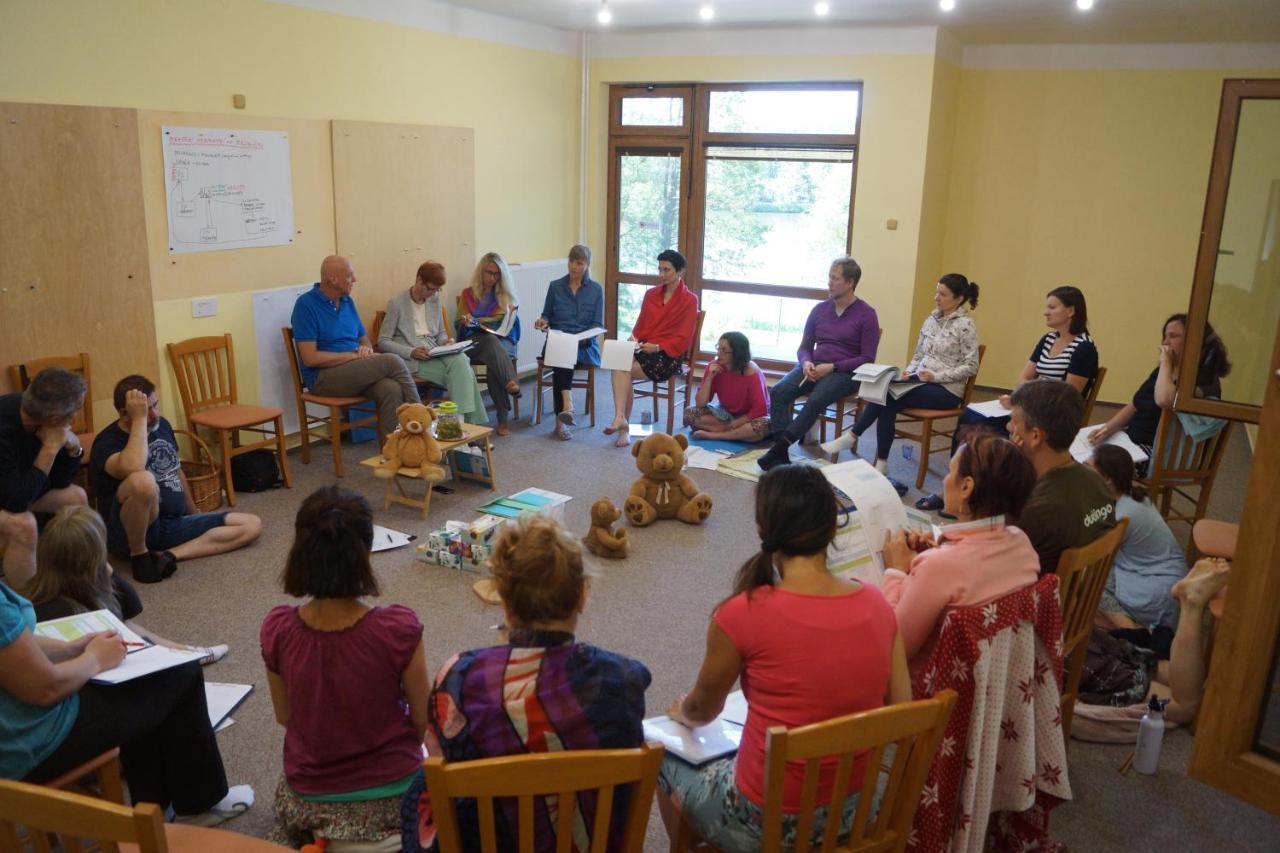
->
[175,428,222,512]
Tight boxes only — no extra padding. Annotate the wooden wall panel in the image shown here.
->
[331,121,476,328]
[0,102,157,426]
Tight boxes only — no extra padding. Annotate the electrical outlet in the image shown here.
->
[191,297,218,318]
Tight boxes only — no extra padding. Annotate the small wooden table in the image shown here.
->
[361,422,496,518]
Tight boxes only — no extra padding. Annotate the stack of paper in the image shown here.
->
[427,340,474,357]
[643,692,747,766]
[1070,426,1149,464]
[851,363,901,405]
[35,610,205,684]
[966,398,1011,418]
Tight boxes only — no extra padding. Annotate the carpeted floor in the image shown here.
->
[119,378,1279,850]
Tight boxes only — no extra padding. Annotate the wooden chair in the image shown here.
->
[534,329,600,427]
[46,747,124,804]
[675,693,956,853]
[423,743,664,853]
[0,777,290,853]
[165,334,291,507]
[634,310,706,433]
[797,328,882,454]
[1080,365,1107,426]
[888,345,988,485]
[1138,407,1234,529]
[282,327,381,478]
[443,304,520,421]
[8,353,96,496]
[1054,517,1130,738]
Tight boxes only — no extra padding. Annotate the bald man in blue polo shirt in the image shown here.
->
[291,256,420,435]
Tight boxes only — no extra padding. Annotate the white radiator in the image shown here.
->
[507,259,564,375]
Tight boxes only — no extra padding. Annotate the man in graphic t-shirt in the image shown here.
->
[89,375,261,583]
[1007,379,1116,575]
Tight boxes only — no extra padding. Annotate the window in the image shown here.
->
[605,83,860,366]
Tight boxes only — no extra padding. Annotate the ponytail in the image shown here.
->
[939,273,979,310]
[727,465,837,600]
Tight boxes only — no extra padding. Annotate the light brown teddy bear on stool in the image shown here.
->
[624,432,713,526]
[374,402,445,480]
[583,497,629,558]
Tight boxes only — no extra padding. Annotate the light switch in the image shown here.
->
[191,297,218,318]
[886,218,898,230]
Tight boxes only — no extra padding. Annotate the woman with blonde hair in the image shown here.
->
[456,252,523,435]
[24,505,226,664]
[401,515,651,851]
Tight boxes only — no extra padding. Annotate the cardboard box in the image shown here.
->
[464,514,505,547]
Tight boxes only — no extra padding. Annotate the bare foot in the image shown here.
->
[505,380,521,397]
[603,418,627,436]
[691,430,710,439]
[495,422,511,436]
[1171,558,1230,607]
[553,425,573,441]
[614,431,631,448]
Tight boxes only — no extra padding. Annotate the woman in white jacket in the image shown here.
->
[826,274,980,491]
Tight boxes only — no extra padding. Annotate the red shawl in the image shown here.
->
[632,281,699,358]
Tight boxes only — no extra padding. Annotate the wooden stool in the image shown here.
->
[361,423,497,519]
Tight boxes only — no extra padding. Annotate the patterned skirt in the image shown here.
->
[268,776,404,848]
[635,348,685,382]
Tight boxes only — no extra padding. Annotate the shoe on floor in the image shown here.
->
[173,784,254,827]
[757,439,793,472]
[131,550,176,584]
[557,410,576,426]
[192,644,229,666]
[915,493,944,512]
[887,477,909,498]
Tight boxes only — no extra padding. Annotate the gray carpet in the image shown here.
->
[119,379,1279,850]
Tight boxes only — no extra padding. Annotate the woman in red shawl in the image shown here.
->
[605,249,699,447]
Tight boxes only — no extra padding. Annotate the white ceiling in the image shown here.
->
[434,0,1280,43]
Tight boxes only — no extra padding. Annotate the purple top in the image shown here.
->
[261,603,424,795]
[797,298,880,373]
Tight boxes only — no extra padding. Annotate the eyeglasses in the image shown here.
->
[716,347,733,354]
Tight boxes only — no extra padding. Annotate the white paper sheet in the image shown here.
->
[205,682,253,730]
[372,524,414,552]
[643,716,743,765]
[35,610,206,685]
[851,363,900,406]
[427,340,474,357]
[601,338,638,372]
[967,398,1012,418]
[544,330,581,369]
[1070,426,1150,464]
[720,690,749,726]
[827,513,884,584]
[821,460,909,557]
[683,446,730,470]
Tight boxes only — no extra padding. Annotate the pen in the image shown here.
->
[123,641,147,648]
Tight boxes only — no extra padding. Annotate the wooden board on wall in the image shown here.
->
[0,102,157,425]
[331,120,476,328]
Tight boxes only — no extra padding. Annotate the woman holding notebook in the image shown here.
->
[605,248,699,447]
[657,464,910,850]
[824,273,980,490]
[456,252,522,435]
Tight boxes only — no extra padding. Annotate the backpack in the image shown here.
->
[230,450,282,493]
[1078,627,1155,707]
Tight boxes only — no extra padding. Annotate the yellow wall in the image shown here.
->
[911,53,962,338]
[588,52,941,369]
[939,65,1280,403]
[1,0,580,420]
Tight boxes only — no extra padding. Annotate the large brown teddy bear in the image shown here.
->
[625,432,713,526]
[582,497,629,558]
[374,402,445,480]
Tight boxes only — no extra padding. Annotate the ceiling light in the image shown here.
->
[1076,0,1094,8]
[597,2,612,25]
[699,4,715,21]
[814,1,831,15]
[939,0,955,11]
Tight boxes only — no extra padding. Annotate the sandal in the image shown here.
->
[557,411,576,426]
[553,426,573,441]
[915,494,944,512]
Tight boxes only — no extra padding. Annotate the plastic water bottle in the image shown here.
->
[640,410,653,426]
[1134,696,1167,775]
[901,443,914,462]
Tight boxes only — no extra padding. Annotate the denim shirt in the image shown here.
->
[540,275,604,365]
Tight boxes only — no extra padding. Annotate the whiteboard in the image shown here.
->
[252,283,313,436]
[162,126,295,254]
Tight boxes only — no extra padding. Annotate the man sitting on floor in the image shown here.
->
[1007,378,1116,575]
[0,366,90,586]
[89,375,262,583]
[292,254,421,436]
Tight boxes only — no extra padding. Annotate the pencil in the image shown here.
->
[1118,750,1135,774]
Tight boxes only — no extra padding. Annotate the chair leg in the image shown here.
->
[511,359,521,421]
[330,406,345,477]
[297,402,312,465]
[219,430,237,507]
[534,365,546,425]
[666,381,676,434]
[586,367,596,428]
[916,418,933,490]
[274,416,292,488]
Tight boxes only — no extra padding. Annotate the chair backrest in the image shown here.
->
[281,326,309,398]
[371,309,387,345]
[757,693,957,853]
[0,778,168,853]
[8,353,95,435]
[165,334,240,423]
[1054,517,1130,733]
[1141,407,1234,519]
[686,310,707,363]
[1080,366,1107,426]
[423,743,664,853]
[958,344,987,407]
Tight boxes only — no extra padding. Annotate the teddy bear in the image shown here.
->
[374,402,445,480]
[582,497,630,558]
[624,432,713,527]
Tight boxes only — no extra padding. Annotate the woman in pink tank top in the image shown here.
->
[656,465,911,851]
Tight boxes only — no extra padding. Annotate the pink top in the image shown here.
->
[881,525,1040,665]
[709,368,769,419]
[261,604,425,794]
[715,584,896,810]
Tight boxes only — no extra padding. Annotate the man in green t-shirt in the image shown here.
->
[1008,379,1116,575]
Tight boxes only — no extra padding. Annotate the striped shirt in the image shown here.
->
[1028,331,1098,387]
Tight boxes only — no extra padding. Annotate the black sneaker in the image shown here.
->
[915,493,944,512]
[757,439,792,472]
[131,550,177,584]
[887,477,909,498]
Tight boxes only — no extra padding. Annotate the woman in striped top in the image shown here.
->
[917,286,1098,513]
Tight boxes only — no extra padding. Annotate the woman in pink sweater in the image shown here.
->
[882,433,1040,667]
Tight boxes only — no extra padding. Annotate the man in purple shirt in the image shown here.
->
[759,256,880,471]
